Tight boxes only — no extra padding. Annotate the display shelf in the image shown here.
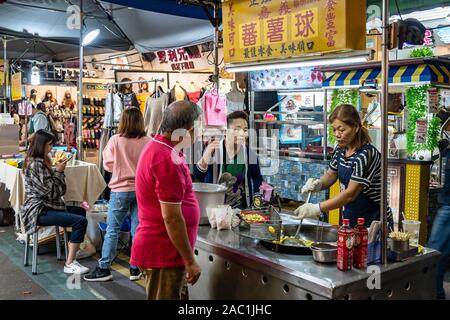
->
[81,101,104,150]
[250,88,329,203]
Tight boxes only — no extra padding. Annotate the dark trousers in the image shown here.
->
[38,206,87,244]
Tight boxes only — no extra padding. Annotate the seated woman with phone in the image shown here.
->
[19,129,90,275]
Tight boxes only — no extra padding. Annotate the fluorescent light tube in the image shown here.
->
[225,55,369,73]
[82,29,100,46]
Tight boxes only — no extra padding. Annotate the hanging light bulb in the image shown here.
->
[31,63,40,85]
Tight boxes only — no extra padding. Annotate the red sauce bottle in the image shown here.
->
[353,218,368,269]
[337,219,355,271]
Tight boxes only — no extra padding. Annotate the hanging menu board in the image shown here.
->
[415,118,428,144]
[427,87,439,114]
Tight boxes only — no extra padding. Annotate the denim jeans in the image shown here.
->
[98,191,139,270]
[427,205,450,299]
[38,206,87,244]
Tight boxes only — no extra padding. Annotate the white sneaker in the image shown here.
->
[64,260,90,275]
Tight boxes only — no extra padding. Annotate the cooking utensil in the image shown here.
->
[311,243,337,263]
[259,224,338,255]
[295,191,312,236]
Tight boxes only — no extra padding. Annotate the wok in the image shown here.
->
[259,224,338,255]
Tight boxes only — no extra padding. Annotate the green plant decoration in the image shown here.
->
[410,47,434,58]
[328,89,358,145]
[405,85,441,154]
[427,116,441,152]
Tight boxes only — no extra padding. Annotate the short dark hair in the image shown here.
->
[159,101,202,134]
[35,102,45,111]
[227,111,249,127]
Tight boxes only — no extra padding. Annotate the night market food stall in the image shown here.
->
[189,0,441,300]
[321,58,450,243]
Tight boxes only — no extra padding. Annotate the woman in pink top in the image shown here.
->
[84,107,150,283]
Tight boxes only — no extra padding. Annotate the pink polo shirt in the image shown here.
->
[131,134,200,269]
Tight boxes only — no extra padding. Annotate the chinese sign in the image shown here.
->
[427,87,439,114]
[86,84,108,91]
[156,47,202,71]
[223,0,366,64]
[11,72,22,101]
[415,118,428,144]
[0,59,7,86]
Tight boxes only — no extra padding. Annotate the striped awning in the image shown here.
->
[323,63,450,88]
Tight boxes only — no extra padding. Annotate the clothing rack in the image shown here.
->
[105,78,165,128]
[95,78,165,176]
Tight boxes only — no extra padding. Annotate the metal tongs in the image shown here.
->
[294,191,312,238]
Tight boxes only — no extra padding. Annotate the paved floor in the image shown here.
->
[0,225,145,300]
[0,225,449,300]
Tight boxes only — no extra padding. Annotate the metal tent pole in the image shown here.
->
[78,0,84,160]
[323,89,328,161]
[3,37,7,113]
[213,2,220,93]
[381,0,390,265]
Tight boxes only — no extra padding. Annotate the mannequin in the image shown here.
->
[168,81,188,103]
[42,90,57,108]
[28,89,41,108]
[226,81,246,113]
[137,77,150,114]
[61,91,76,110]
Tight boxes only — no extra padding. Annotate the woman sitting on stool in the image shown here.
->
[20,129,89,275]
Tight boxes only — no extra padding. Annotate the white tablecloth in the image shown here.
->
[0,160,107,232]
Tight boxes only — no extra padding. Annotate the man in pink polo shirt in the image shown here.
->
[131,100,202,300]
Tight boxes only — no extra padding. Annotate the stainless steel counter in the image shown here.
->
[190,226,440,300]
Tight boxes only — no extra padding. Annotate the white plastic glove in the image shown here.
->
[301,178,322,194]
[294,203,321,220]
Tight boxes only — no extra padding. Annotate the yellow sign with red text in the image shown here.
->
[11,72,22,101]
[0,59,7,86]
[223,0,366,64]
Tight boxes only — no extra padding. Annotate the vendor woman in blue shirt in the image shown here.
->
[295,104,394,229]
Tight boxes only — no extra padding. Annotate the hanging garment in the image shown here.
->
[169,86,189,104]
[226,84,246,113]
[144,93,170,136]
[137,91,151,114]
[120,92,140,109]
[104,92,123,128]
[187,91,202,104]
[226,99,245,113]
[200,90,227,127]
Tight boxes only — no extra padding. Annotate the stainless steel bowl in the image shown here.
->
[192,183,227,225]
[310,243,337,263]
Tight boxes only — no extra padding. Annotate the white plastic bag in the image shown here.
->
[216,205,231,231]
[207,207,217,229]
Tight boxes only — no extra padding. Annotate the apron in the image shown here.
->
[338,145,380,228]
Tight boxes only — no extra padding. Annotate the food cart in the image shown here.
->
[321,57,450,243]
[191,224,439,300]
